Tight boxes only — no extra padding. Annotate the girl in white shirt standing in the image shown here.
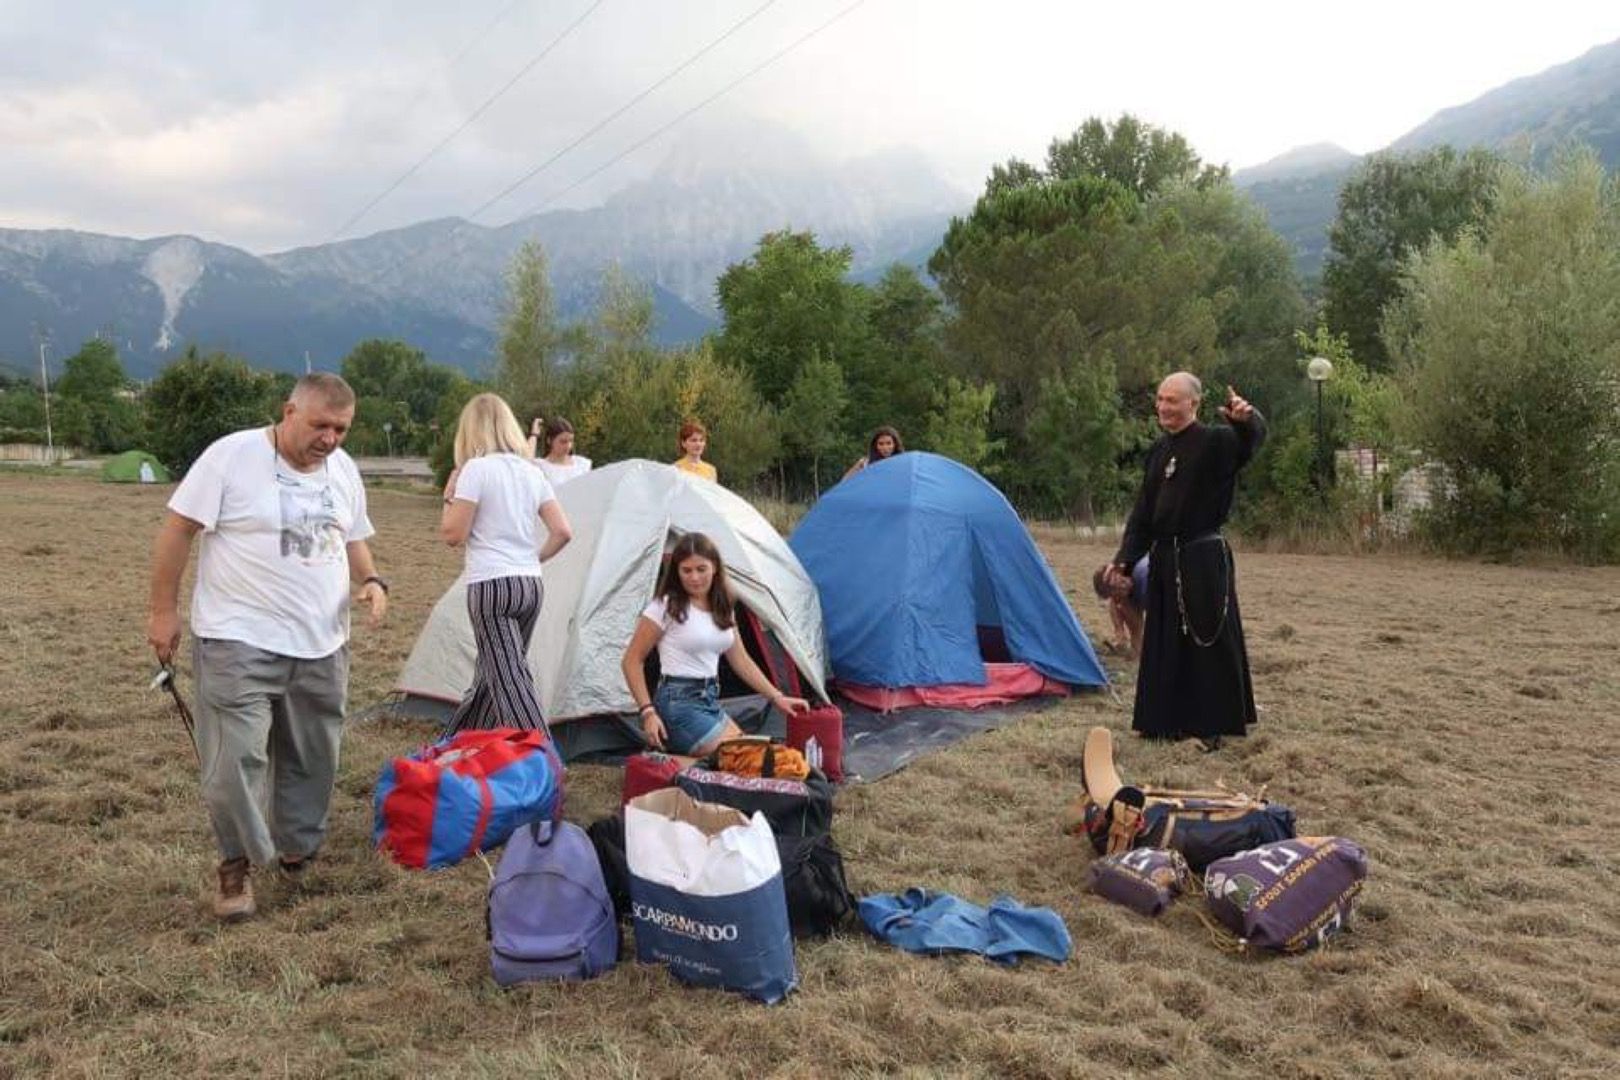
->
[621,532,809,756]
[441,394,573,733]
[529,416,592,488]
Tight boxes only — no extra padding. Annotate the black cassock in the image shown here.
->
[1114,412,1266,739]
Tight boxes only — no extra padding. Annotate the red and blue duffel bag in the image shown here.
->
[374,728,564,870]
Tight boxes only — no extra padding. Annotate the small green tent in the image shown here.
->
[102,451,172,484]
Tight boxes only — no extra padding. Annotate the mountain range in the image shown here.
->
[0,125,960,378]
[4,35,1619,378]
[1237,37,1620,277]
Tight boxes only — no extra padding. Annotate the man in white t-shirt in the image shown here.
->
[146,373,388,922]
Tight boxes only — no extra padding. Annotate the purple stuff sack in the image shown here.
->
[1087,848,1194,917]
[1203,837,1368,953]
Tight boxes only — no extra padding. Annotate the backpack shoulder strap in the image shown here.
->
[1082,726,1124,806]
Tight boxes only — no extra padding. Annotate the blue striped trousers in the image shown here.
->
[447,574,549,735]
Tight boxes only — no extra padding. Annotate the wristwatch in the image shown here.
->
[363,575,390,595]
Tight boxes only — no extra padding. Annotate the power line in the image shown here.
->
[439,0,531,83]
[466,0,779,223]
[515,0,867,220]
[391,0,530,122]
[323,0,605,244]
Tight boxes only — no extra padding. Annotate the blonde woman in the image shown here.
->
[441,393,573,733]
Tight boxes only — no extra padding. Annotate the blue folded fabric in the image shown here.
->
[857,888,1071,965]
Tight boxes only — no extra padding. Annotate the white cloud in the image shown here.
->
[2,0,1618,250]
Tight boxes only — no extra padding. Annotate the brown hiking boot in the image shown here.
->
[214,857,255,922]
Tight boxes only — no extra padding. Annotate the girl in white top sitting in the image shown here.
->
[441,393,573,733]
[621,532,809,756]
[529,416,592,488]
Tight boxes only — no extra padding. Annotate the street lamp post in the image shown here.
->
[37,340,56,464]
[383,421,394,459]
[1306,356,1334,494]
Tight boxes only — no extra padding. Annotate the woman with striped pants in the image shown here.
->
[440,393,573,733]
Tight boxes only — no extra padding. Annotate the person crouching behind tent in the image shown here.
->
[843,425,903,480]
[1092,555,1148,659]
[440,393,574,734]
[622,532,809,755]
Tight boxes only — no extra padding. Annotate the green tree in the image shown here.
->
[1148,182,1307,416]
[54,338,142,452]
[0,375,48,441]
[496,240,569,420]
[1022,362,1127,522]
[921,377,999,472]
[563,264,658,428]
[428,372,481,487]
[779,352,848,495]
[852,263,947,445]
[714,230,869,406]
[1293,324,1399,457]
[144,347,280,474]
[573,342,778,485]
[1043,114,1227,198]
[593,263,655,355]
[929,172,1223,511]
[341,339,463,455]
[1323,146,1501,370]
[1384,149,1620,557]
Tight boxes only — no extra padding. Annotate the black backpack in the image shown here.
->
[587,811,853,938]
[587,812,632,921]
[776,832,855,937]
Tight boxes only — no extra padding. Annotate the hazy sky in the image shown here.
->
[4,0,1618,252]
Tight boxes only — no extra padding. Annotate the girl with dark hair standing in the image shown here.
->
[532,416,592,488]
[843,426,903,479]
[620,532,808,755]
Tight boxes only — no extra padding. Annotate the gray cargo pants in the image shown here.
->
[192,638,349,865]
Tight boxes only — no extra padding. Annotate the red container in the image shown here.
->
[787,704,845,783]
[621,752,683,804]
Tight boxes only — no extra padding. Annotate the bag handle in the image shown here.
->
[461,767,495,862]
[1106,786,1146,856]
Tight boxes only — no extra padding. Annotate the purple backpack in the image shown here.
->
[488,820,618,984]
[1203,837,1368,953]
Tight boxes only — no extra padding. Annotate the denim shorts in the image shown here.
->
[654,676,728,754]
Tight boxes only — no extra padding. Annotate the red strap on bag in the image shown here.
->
[464,769,494,861]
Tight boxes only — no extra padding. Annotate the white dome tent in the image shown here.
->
[393,460,829,759]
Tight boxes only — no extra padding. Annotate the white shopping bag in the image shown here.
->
[625,788,797,1003]
[626,788,781,896]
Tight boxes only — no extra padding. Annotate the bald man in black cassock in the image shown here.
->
[1107,372,1266,750]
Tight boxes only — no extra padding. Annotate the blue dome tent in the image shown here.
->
[790,452,1107,697]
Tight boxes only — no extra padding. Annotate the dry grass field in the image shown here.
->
[2,471,1618,1079]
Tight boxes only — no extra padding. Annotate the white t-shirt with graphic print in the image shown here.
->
[640,595,737,679]
[169,427,374,659]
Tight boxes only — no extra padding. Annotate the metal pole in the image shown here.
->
[1314,380,1324,493]
[39,341,54,463]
